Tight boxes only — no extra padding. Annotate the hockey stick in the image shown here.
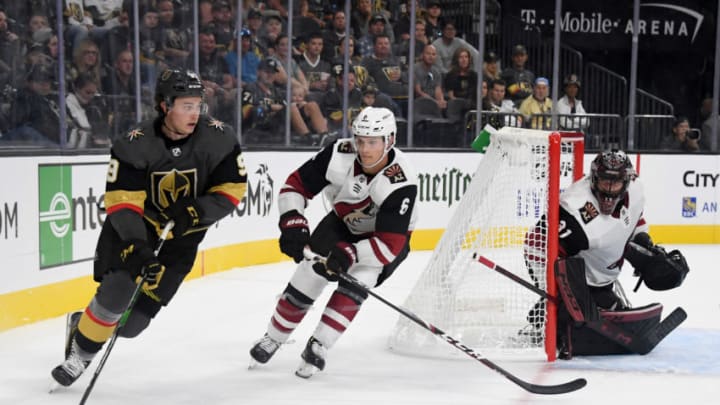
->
[474,254,686,355]
[303,248,586,395]
[79,221,174,405]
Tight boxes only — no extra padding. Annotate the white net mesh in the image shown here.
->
[388,128,581,358]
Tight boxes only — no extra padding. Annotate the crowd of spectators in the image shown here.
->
[0,0,713,150]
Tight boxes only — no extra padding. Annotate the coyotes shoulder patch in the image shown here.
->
[383,163,407,184]
[337,141,355,153]
[579,201,599,224]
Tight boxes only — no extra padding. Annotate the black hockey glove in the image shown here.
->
[120,240,165,288]
[159,197,203,237]
[325,242,358,275]
[278,210,310,263]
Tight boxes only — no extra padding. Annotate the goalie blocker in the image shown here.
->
[554,257,687,359]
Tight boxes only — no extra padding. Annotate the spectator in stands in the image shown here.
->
[257,10,284,57]
[22,12,50,50]
[195,28,234,121]
[413,44,446,110]
[0,8,22,87]
[321,66,363,131]
[518,76,552,129]
[424,0,444,42]
[357,13,386,58]
[501,44,535,104]
[298,0,326,30]
[138,6,167,88]
[228,28,260,86]
[351,0,373,40]
[24,29,59,77]
[62,0,99,52]
[67,39,103,88]
[444,47,478,106]
[101,49,137,137]
[394,20,428,71]
[241,58,287,141]
[298,32,331,94]
[266,0,289,19]
[394,0,425,43]
[482,51,501,82]
[157,0,192,68]
[483,79,521,128]
[245,8,267,56]
[662,116,700,152]
[431,21,479,74]
[6,64,65,145]
[334,35,362,67]
[361,34,408,98]
[322,9,349,62]
[290,79,330,144]
[270,33,309,90]
[557,73,589,131]
[209,1,235,57]
[66,72,111,148]
[198,0,214,26]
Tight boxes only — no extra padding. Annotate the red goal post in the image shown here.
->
[389,128,584,362]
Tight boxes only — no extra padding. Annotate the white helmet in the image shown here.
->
[352,107,396,145]
[351,107,397,169]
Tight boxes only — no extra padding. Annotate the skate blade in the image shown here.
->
[295,362,318,379]
[248,359,260,370]
[48,380,62,394]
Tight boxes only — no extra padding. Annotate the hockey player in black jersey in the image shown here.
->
[249,107,418,377]
[51,69,248,387]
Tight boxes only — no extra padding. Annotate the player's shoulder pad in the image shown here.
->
[383,163,408,184]
[382,149,417,185]
[577,201,600,224]
[112,120,162,167]
[336,139,356,153]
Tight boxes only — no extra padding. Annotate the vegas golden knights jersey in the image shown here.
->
[103,116,247,240]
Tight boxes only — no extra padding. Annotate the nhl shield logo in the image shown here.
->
[171,147,182,157]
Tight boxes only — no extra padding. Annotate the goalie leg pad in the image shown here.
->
[554,258,600,323]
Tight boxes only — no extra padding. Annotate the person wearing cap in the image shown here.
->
[241,58,288,141]
[6,63,66,145]
[209,0,234,56]
[482,51,501,82]
[357,13,388,58]
[424,0,445,42]
[431,20,479,74]
[518,76,552,129]
[557,74,589,131]
[256,9,284,56]
[501,44,536,103]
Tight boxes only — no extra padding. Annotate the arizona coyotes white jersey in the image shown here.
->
[279,139,418,267]
[558,176,648,287]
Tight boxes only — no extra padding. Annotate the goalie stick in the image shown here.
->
[303,248,587,395]
[78,221,174,405]
[475,254,686,355]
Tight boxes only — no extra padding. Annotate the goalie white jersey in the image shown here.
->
[558,176,648,287]
[279,139,418,266]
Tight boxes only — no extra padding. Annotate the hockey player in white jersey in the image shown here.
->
[524,150,689,358]
[249,107,418,377]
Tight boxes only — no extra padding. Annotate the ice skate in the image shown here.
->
[295,336,326,379]
[249,334,282,369]
[50,312,91,387]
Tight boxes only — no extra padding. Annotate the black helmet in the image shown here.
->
[154,69,204,113]
[590,150,634,214]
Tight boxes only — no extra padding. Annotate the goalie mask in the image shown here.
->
[351,107,396,168]
[590,150,634,215]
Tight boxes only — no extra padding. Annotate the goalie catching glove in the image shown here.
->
[159,197,203,237]
[120,239,165,290]
[626,232,689,291]
[278,210,310,263]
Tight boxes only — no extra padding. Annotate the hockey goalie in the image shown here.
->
[524,150,690,359]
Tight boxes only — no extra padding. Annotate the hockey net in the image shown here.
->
[389,127,584,361]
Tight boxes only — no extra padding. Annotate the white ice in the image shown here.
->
[1,246,718,405]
